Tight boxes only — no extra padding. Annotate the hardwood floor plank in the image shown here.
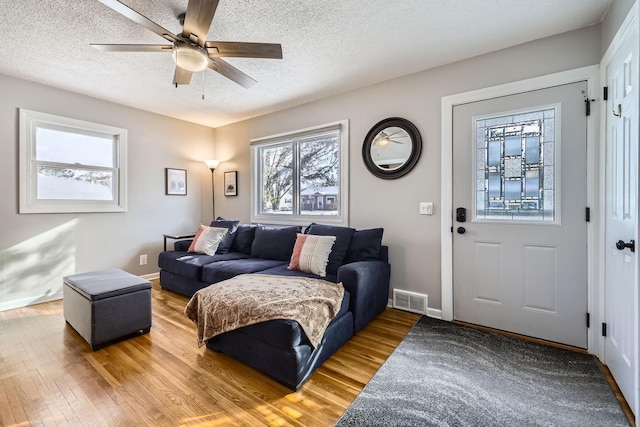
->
[0,281,419,426]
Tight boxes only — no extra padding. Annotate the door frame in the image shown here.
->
[440,65,600,354]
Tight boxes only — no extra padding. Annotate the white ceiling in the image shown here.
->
[0,0,611,128]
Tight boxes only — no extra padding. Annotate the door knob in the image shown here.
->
[616,239,635,252]
[457,227,466,234]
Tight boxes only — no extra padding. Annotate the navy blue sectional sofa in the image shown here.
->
[158,220,390,389]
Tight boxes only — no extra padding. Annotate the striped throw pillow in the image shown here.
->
[288,234,336,277]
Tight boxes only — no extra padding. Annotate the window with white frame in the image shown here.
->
[19,109,127,213]
[251,120,349,226]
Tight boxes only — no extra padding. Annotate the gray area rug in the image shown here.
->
[337,316,629,427]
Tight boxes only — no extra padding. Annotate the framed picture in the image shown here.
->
[224,171,238,196]
[165,168,187,196]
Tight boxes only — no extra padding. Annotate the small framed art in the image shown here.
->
[224,171,238,196]
[165,168,187,196]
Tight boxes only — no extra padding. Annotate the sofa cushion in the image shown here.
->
[209,219,240,254]
[201,258,288,284]
[224,289,350,348]
[251,225,300,261]
[257,264,338,284]
[306,223,355,276]
[230,224,257,255]
[345,228,384,263]
[158,251,250,280]
[288,234,336,277]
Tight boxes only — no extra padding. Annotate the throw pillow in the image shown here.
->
[306,223,356,275]
[188,225,228,255]
[288,234,336,277]
[209,219,240,254]
[251,225,301,261]
[230,224,257,255]
[345,228,384,263]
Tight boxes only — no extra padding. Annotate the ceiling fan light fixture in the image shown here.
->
[172,43,209,72]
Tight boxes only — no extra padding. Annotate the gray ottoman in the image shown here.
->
[63,268,152,351]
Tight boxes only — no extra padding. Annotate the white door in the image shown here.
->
[604,20,638,417]
[452,82,588,348]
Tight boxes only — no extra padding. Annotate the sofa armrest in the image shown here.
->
[173,240,193,251]
[337,260,390,333]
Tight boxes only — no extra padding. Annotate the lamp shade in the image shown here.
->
[172,44,209,72]
[205,160,220,170]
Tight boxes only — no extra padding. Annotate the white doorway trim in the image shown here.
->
[441,65,600,354]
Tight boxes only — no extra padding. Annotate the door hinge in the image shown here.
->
[585,207,591,222]
[602,322,607,337]
[451,226,453,233]
[585,98,592,116]
[603,86,609,101]
[586,312,590,328]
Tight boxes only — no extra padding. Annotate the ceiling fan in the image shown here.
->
[91,0,282,88]
[374,130,407,146]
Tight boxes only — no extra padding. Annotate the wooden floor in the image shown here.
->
[0,281,419,426]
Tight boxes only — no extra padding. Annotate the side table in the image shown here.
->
[163,233,196,251]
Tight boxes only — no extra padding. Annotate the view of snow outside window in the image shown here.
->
[260,133,339,216]
[36,127,115,201]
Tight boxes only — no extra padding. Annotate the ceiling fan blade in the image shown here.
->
[182,0,220,46]
[91,44,172,52]
[205,42,283,59]
[173,66,193,85]
[208,58,257,88]
[96,0,180,43]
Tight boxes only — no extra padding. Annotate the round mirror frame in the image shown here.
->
[362,117,422,179]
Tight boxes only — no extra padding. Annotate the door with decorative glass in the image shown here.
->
[452,81,588,348]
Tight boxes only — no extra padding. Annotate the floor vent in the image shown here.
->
[393,289,428,314]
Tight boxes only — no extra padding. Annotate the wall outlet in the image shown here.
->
[139,254,148,266]
[419,202,433,215]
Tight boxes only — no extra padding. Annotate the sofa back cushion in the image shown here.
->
[209,219,239,254]
[251,225,301,261]
[345,228,384,263]
[305,223,355,275]
[230,224,257,255]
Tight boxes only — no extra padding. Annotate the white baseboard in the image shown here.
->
[387,298,443,319]
[141,272,160,280]
[426,308,442,319]
[0,290,63,312]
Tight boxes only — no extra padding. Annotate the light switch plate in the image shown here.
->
[419,202,433,215]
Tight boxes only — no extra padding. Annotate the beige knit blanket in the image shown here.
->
[184,274,344,348]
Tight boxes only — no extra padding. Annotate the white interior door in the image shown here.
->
[604,20,639,417]
[452,82,588,348]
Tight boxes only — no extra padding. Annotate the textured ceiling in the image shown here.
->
[0,0,611,127]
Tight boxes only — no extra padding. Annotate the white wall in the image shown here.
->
[212,26,602,311]
[601,0,635,53]
[0,73,215,311]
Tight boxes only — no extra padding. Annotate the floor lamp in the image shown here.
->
[204,160,220,219]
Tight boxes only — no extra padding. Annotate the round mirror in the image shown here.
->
[362,117,422,179]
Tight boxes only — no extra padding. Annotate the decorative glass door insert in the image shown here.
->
[474,106,558,222]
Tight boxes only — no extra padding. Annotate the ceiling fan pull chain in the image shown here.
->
[202,70,205,100]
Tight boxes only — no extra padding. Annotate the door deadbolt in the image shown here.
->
[456,207,467,223]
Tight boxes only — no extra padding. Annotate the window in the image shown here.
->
[251,120,349,226]
[474,106,558,222]
[19,109,127,213]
